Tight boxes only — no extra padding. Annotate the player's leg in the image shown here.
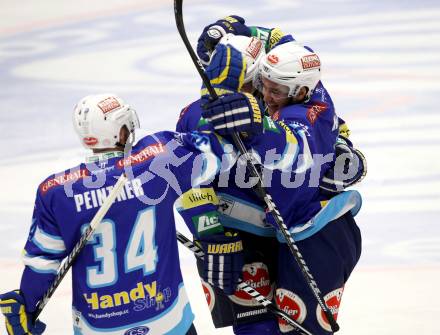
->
[275,213,361,334]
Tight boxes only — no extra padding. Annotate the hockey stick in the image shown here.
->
[173,1,339,331]
[33,174,128,320]
[176,231,313,335]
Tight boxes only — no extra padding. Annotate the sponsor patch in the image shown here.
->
[263,116,280,133]
[40,169,89,194]
[117,143,165,168]
[180,188,219,210]
[202,280,215,312]
[267,54,279,64]
[246,37,263,60]
[301,54,321,70]
[124,326,150,335]
[316,287,344,332]
[83,137,98,147]
[275,288,307,333]
[229,262,273,307]
[306,102,328,126]
[97,96,121,114]
[268,28,285,49]
[192,211,223,236]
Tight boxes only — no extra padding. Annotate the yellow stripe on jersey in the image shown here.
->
[277,121,298,144]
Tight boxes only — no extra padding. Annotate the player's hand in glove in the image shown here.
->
[200,42,246,98]
[202,92,264,136]
[320,136,367,194]
[200,42,264,137]
[198,232,244,295]
[0,290,46,335]
[197,15,251,65]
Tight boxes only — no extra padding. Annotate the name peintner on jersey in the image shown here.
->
[74,178,145,212]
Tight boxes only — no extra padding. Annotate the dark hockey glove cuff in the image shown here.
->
[198,232,244,295]
[202,92,264,137]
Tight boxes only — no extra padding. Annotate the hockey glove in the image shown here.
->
[202,92,264,137]
[200,43,247,99]
[320,136,367,193]
[198,232,244,295]
[197,15,251,65]
[0,290,46,335]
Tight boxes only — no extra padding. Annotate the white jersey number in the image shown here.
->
[85,207,157,288]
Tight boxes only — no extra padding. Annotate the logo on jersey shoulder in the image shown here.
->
[97,96,121,114]
[40,169,89,194]
[192,211,223,236]
[301,54,320,70]
[124,326,150,335]
[276,288,307,333]
[316,287,344,332]
[288,121,311,137]
[117,143,165,168]
[306,102,327,126]
[229,262,273,307]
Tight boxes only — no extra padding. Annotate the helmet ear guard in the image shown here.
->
[73,94,140,150]
[257,42,321,101]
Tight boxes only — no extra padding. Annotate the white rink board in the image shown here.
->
[1,0,440,334]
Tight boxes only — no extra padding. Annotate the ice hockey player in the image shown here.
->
[178,35,363,334]
[191,15,366,192]
[0,94,247,335]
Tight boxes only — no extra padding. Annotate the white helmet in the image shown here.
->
[258,42,321,100]
[73,94,140,149]
[219,34,266,84]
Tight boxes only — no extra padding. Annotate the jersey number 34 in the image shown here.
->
[82,207,158,288]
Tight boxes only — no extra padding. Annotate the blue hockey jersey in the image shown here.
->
[20,131,225,335]
[270,81,339,172]
[176,96,361,240]
[176,101,334,236]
